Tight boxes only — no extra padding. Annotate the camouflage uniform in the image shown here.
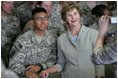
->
[23,1,65,38]
[13,1,26,8]
[89,21,117,44]
[48,1,65,38]
[89,21,117,51]
[79,1,105,27]
[9,29,57,77]
[1,15,20,68]
[13,2,34,30]
[92,30,117,77]
[1,29,8,48]
[90,20,117,78]
[106,1,117,16]
[104,23,117,78]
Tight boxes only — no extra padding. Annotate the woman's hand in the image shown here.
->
[39,66,58,78]
[39,70,49,78]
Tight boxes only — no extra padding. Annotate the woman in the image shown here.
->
[39,3,105,78]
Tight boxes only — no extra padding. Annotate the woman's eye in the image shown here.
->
[74,12,77,15]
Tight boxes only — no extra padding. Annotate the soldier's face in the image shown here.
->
[1,1,14,15]
[33,12,48,32]
[104,9,111,16]
[41,1,52,16]
[66,8,81,27]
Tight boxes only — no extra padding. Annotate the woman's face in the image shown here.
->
[66,8,81,27]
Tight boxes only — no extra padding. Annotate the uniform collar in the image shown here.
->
[30,29,50,45]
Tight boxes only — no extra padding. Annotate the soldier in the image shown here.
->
[1,1,21,68]
[91,4,117,78]
[91,15,117,77]
[91,4,112,30]
[48,1,65,38]
[91,4,116,45]
[23,1,65,38]
[78,1,105,27]
[13,1,37,30]
[9,7,57,78]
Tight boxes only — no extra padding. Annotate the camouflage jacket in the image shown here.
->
[48,1,65,37]
[1,29,8,48]
[92,38,117,64]
[89,21,117,44]
[14,1,26,8]
[13,2,33,30]
[9,30,57,76]
[79,1,105,27]
[91,31,117,77]
[1,15,20,43]
[1,15,20,68]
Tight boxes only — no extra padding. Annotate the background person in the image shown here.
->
[1,1,21,68]
[91,4,117,77]
[91,15,117,77]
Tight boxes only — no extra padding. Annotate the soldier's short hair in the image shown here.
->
[32,7,47,18]
[91,4,111,17]
[61,2,82,22]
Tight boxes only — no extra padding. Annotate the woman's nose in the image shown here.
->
[71,15,74,19]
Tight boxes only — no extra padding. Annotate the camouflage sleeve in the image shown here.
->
[9,40,22,60]
[9,49,26,76]
[91,40,117,64]
[52,1,65,36]
[93,42,117,77]
[41,40,57,69]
